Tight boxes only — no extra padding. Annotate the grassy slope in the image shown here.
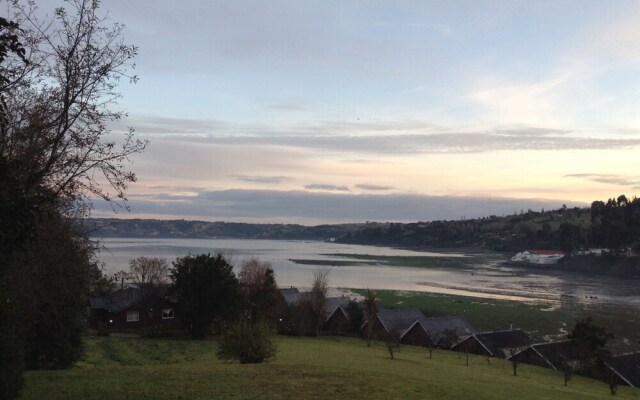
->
[22,336,637,400]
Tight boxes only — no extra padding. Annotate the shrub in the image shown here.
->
[217,320,277,364]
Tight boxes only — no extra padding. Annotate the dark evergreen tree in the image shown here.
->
[23,216,93,369]
[170,254,241,339]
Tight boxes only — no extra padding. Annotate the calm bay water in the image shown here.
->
[95,238,640,309]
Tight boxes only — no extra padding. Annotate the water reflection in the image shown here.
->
[96,238,640,310]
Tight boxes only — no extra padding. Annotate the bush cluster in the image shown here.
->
[217,319,277,364]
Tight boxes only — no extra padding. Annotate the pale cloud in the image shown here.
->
[116,116,640,156]
[355,184,396,191]
[92,189,583,224]
[467,75,571,126]
[146,130,640,154]
[463,4,640,129]
[28,0,640,224]
[565,174,640,190]
[584,7,640,65]
[231,175,293,184]
[304,184,351,192]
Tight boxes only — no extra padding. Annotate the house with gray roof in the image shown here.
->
[400,316,475,348]
[324,296,352,317]
[510,340,579,370]
[89,287,178,334]
[605,352,640,388]
[451,329,532,358]
[279,287,301,307]
[364,308,426,340]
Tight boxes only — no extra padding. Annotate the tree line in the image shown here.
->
[115,255,339,364]
[339,196,640,255]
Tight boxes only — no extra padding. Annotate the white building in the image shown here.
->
[511,250,564,265]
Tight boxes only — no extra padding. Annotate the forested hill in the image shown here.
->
[340,195,640,253]
[85,218,364,240]
[87,195,640,254]
[338,206,591,252]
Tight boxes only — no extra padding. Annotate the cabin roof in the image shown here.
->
[89,287,143,313]
[606,352,640,388]
[280,287,301,306]
[455,329,532,356]
[376,308,425,333]
[324,297,352,317]
[326,304,349,321]
[512,340,579,370]
[407,316,475,346]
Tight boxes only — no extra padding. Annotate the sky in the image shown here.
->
[35,1,640,224]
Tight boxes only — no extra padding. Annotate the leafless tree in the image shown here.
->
[560,356,573,386]
[444,328,460,348]
[128,257,169,298]
[509,347,519,376]
[311,268,329,336]
[1,0,146,210]
[239,258,272,286]
[128,256,168,337]
[238,257,277,320]
[364,289,378,347]
[607,367,618,396]
[427,343,434,359]
[445,328,469,366]
[111,270,132,290]
[385,328,401,360]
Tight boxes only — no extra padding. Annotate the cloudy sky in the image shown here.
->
[39,1,640,224]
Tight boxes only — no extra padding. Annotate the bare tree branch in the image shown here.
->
[1,0,146,211]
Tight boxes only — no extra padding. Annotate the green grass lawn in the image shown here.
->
[22,335,638,400]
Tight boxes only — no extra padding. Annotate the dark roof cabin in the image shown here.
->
[365,308,426,340]
[275,287,301,320]
[280,287,301,307]
[399,318,435,348]
[510,340,579,370]
[323,297,354,333]
[324,304,350,334]
[606,352,640,388]
[280,286,300,308]
[89,286,142,315]
[452,329,532,358]
[89,287,178,334]
[324,296,352,317]
[276,288,354,335]
[401,316,475,348]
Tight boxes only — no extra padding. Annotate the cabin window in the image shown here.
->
[126,311,139,322]
[162,308,175,319]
